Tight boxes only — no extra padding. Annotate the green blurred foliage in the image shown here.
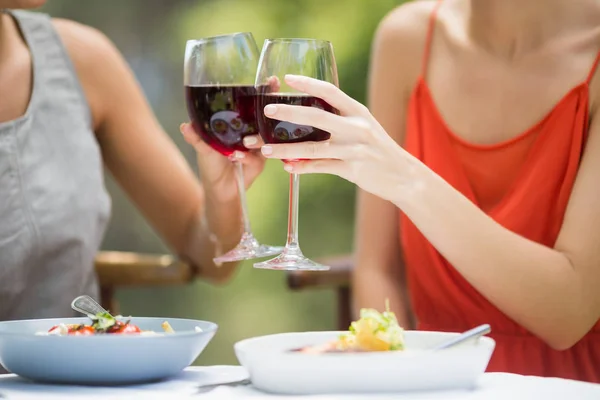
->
[39,0,405,364]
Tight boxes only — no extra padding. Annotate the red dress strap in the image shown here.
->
[421,0,444,79]
[585,51,600,84]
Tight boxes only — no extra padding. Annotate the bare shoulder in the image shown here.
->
[371,1,438,86]
[52,18,118,61]
[51,18,130,130]
[374,1,436,53]
[377,0,437,39]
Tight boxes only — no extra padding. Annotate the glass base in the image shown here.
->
[253,246,330,271]
[213,232,282,263]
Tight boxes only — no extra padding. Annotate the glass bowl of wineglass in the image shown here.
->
[184,32,283,263]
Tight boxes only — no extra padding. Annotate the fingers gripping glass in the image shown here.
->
[253,38,339,271]
[184,33,282,263]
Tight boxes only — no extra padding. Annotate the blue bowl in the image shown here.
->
[0,317,217,385]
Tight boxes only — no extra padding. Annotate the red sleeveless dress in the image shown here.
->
[400,0,600,382]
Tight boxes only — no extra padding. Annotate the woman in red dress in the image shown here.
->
[252,0,600,382]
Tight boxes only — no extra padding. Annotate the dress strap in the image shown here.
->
[585,51,600,85]
[421,0,444,79]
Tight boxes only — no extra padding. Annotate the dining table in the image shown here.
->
[1,365,600,399]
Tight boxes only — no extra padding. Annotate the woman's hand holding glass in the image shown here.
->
[257,74,416,206]
[180,122,264,203]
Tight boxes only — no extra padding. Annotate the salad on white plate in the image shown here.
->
[235,301,496,394]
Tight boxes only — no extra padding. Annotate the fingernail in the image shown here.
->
[243,136,257,146]
[285,74,300,82]
[264,105,277,116]
[261,145,273,156]
[233,151,245,159]
[284,164,293,172]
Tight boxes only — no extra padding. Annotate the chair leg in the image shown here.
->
[100,287,119,315]
[337,286,352,331]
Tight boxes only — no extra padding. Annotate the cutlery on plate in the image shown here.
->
[289,324,492,353]
[432,324,491,351]
[70,295,114,319]
[195,378,251,394]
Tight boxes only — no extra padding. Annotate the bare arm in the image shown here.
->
[391,106,600,350]
[353,193,412,326]
[353,3,432,327]
[54,20,244,282]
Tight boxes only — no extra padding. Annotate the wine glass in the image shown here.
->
[184,33,282,263]
[253,38,339,271]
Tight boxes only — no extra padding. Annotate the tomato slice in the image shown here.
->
[106,321,141,334]
[65,325,95,335]
[70,326,95,335]
[118,324,141,334]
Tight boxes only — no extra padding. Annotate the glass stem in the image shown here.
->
[233,160,252,234]
[285,173,301,250]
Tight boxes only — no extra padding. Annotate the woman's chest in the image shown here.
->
[425,42,599,145]
[0,106,111,256]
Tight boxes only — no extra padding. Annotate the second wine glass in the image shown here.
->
[253,38,339,271]
[184,32,282,263]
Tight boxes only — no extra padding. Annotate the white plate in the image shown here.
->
[234,330,495,394]
[0,317,217,385]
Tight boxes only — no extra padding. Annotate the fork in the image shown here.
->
[71,295,113,319]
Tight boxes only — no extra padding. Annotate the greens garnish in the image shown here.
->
[89,311,116,332]
[337,299,405,351]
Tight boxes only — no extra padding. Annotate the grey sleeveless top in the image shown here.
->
[0,10,111,320]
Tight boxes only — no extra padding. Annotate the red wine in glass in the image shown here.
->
[186,85,265,156]
[256,93,336,144]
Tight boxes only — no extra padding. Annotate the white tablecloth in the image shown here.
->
[1,366,599,399]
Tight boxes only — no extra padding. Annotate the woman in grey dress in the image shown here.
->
[0,0,265,320]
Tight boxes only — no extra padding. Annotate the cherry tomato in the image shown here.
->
[118,324,141,334]
[67,325,95,335]
[107,322,141,334]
